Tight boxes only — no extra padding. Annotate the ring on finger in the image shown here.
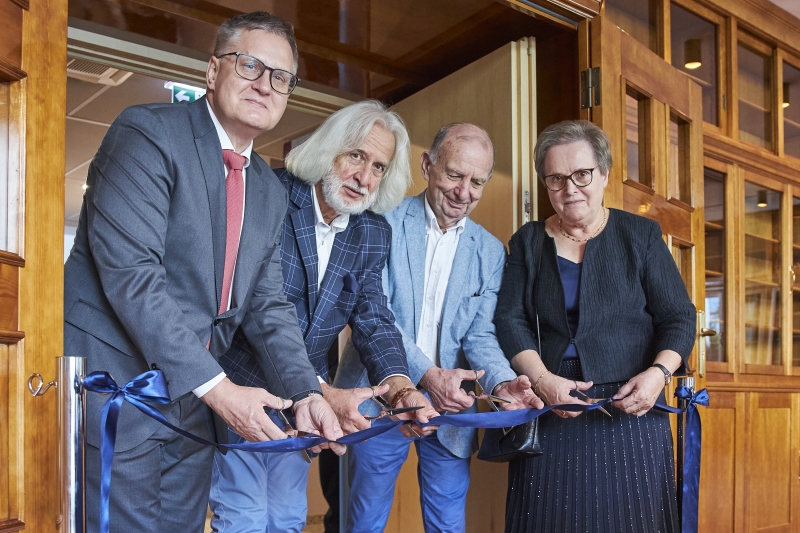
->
[370,386,377,400]
[573,380,579,390]
[279,398,286,411]
[474,369,479,382]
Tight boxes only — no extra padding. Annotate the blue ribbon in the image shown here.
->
[675,386,709,533]
[84,370,706,533]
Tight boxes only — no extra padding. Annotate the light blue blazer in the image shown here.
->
[335,192,517,458]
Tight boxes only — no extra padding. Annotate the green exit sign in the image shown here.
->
[168,83,206,104]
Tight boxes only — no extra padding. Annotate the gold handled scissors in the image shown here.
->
[570,389,612,418]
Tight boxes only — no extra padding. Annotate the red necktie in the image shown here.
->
[219,149,246,314]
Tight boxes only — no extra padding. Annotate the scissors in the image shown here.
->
[465,371,513,407]
[569,389,613,418]
[269,401,314,463]
[363,405,424,421]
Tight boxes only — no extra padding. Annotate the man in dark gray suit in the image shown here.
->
[63,12,343,533]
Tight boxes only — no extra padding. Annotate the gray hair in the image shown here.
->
[428,123,496,178]
[534,120,612,180]
[286,100,412,214]
[214,12,298,71]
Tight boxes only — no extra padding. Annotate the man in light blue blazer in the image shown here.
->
[335,123,543,533]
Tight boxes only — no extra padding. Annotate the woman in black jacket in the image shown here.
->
[494,120,696,533]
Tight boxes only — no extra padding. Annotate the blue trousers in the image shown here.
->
[347,425,471,533]
[208,427,311,533]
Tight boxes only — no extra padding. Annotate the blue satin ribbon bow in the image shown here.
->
[84,370,706,533]
[674,386,709,533]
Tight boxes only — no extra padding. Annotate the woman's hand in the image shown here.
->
[534,372,593,418]
[611,367,665,416]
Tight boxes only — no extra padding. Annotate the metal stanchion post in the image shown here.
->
[29,356,86,533]
[675,375,694,525]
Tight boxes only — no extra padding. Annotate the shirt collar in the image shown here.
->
[423,193,466,236]
[206,100,252,169]
[312,184,350,233]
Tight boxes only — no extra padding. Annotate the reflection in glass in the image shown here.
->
[669,114,690,203]
[783,62,800,159]
[0,83,8,251]
[704,169,725,362]
[670,4,718,125]
[738,42,773,150]
[744,181,782,366]
[793,197,800,366]
[605,0,658,52]
[625,90,650,187]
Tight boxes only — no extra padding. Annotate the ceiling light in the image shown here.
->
[757,190,768,208]
[684,39,702,70]
[784,82,791,108]
[81,182,88,191]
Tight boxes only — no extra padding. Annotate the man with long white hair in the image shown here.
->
[209,100,438,533]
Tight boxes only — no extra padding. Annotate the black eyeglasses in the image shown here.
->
[216,52,300,95]
[542,168,595,191]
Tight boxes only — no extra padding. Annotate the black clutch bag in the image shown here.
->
[476,419,542,462]
[478,224,546,463]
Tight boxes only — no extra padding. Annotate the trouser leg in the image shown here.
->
[415,433,471,533]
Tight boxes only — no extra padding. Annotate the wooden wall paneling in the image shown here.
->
[0,264,18,333]
[781,185,792,377]
[0,0,23,71]
[745,392,795,533]
[703,0,800,59]
[729,18,740,143]
[17,0,68,527]
[590,15,623,210]
[658,0,670,64]
[698,391,742,533]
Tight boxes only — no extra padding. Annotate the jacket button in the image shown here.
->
[213,318,221,326]
[150,363,158,370]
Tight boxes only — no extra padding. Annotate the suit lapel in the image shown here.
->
[309,221,359,336]
[289,181,319,314]
[404,194,427,340]
[229,156,272,309]
[190,98,226,310]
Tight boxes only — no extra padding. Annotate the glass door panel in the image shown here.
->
[738,41,773,150]
[625,88,651,187]
[605,0,659,53]
[793,196,800,368]
[704,169,725,363]
[669,114,691,203]
[744,181,782,367]
[783,62,800,159]
[670,3,718,125]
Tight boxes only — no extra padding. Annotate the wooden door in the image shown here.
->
[582,15,706,386]
[0,0,67,531]
[381,37,537,533]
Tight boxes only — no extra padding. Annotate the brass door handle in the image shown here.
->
[700,327,717,337]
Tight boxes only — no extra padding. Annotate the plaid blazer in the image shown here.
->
[219,170,409,388]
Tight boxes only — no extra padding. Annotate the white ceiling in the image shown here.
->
[769,0,800,21]
[64,66,327,227]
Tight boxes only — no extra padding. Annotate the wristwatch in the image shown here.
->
[651,363,672,386]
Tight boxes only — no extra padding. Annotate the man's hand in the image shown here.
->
[493,375,544,410]
[379,375,438,439]
[320,382,389,435]
[293,394,346,455]
[200,377,289,442]
[419,367,484,413]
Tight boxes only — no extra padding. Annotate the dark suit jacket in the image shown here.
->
[220,170,408,388]
[494,209,696,384]
[64,98,320,451]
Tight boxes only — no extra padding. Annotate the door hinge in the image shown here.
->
[581,67,601,109]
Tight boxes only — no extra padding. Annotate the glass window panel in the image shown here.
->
[625,89,651,187]
[793,197,800,367]
[669,114,691,203]
[783,62,800,160]
[670,3,719,125]
[744,181,782,366]
[605,0,658,53]
[738,42,773,150]
[0,83,9,251]
[704,169,725,362]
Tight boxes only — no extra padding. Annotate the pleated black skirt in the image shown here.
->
[505,360,679,533]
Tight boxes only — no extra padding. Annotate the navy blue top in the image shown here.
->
[557,256,582,359]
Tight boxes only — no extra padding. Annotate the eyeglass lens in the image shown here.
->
[544,169,594,191]
[235,54,297,94]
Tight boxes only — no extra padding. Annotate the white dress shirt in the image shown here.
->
[193,102,254,398]
[311,185,350,289]
[417,196,466,366]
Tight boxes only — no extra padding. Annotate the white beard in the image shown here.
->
[321,172,378,215]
